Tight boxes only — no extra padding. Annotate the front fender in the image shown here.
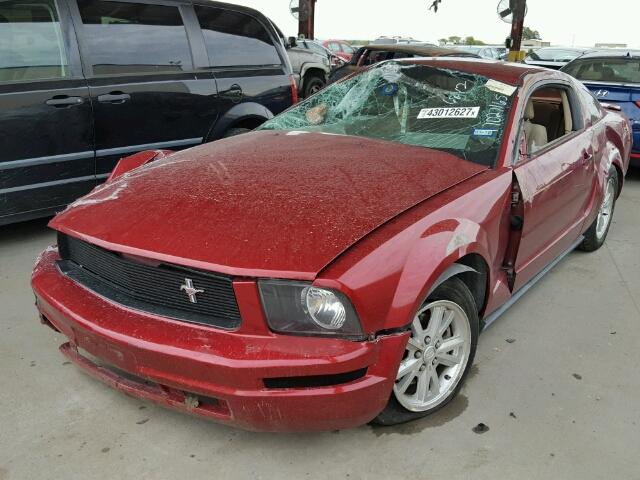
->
[316,169,512,335]
[386,219,493,331]
[205,102,274,142]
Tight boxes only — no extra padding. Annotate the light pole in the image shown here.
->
[297,0,317,39]
[508,0,527,61]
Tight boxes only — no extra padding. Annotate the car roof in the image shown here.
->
[532,47,588,53]
[362,43,481,58]
[193,0,271,20]
[392,57,547,85]
[575,49,640,60]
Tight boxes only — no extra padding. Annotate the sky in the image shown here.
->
[229,0,639,48]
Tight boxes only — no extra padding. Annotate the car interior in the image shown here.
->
[523,87,575,154]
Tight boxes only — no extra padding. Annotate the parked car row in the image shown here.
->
[3,0,638,228]
[453,45,507,60]
[328,43,481,84]
[524,47,593,69]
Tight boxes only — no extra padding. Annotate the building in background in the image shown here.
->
[522,39,551,49]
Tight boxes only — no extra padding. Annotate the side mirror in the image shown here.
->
[287,36,298,49]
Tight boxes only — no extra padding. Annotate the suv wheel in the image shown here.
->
[303,75,325,98]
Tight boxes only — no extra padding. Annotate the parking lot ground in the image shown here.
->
[1,167,639,480]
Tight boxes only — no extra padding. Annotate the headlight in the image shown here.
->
[258,280,363,338]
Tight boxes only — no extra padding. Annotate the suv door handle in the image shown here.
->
[582,150,594,164]
[221,84,243,103]
[97,92,131,104]
[46,95,84,108]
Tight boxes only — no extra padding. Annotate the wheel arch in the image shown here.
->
[299,64,328,92]
[205,102,274,142]
[604,122,629,196]
[603,137,625,198]
[425,253,490,318]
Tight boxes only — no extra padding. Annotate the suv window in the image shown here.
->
[0,0,69,82]
[194,6,280,67]
[77,0,193,75]
[306,41,326,56]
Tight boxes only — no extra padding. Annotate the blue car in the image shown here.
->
[562,50,640,165]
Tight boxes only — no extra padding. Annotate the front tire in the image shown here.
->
[302,75,325,98]
[374,277,479,426]
[580,166,618,252]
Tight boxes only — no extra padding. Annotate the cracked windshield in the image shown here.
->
[260,61,516,167]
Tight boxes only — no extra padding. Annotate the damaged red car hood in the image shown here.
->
[51,131,487,279]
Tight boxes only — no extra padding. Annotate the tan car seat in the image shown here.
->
[523,100,548,153]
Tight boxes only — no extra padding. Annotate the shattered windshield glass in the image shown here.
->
[259,61,517,167]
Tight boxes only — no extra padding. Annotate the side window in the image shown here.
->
[307,42,325,55]
[341,43,354,54]
[194,6,281,67]
[522,86,582,155]
[0,0,69,82]
[327,42,340,53]
[77,0,193,75]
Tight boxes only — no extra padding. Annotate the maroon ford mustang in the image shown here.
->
[32,59,631,431]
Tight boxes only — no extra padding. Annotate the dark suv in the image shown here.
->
[0,0,296,226]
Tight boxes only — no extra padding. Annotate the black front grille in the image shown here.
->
[57,233,241,329]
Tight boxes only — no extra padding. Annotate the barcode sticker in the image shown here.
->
[417,106,480,119]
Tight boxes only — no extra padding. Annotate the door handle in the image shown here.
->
[222,84,243,103]
[97,91,131,104]
[46,95,84,108]
[582,150,594,164]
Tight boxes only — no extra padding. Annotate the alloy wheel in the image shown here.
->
[394,300,472,412]
[596,176,616,240]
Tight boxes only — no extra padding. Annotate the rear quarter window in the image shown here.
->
[194,6,281,67]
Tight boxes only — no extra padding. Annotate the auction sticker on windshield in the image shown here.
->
[418,107,480,119]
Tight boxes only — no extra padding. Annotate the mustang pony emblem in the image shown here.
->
[180,278,204,303]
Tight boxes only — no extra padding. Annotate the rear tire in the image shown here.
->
[580,166,618,252]
[374,277,479,426]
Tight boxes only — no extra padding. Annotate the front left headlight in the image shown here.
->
[258,280,364,338]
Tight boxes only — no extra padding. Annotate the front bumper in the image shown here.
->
[32,248,408,432]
